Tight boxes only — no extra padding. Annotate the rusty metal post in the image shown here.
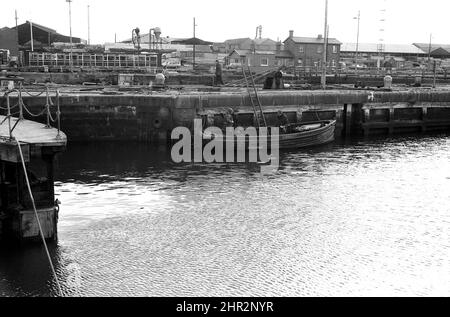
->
[56,89,61,138]
[6,92,12,140]
[46,86,51,128]
[18,82,24,120]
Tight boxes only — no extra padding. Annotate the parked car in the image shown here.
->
[348,64,367,70]
[162,58,181,69]
[226,62,242,69]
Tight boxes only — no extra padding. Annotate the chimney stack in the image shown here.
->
[289,30,294,38]
[318,34,323,39]
[276,41,282,53]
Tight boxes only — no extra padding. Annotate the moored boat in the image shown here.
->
[278,120,336,149]
[201,119,336,150]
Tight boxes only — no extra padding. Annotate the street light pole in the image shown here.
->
[321,0,328,90]
[354,10,360,72]
[193,17,197,70]
[66,0,73,71]
[15,10,20,55]
[428,33,432,68]
[29,19,34,52]
[87,4,91,45]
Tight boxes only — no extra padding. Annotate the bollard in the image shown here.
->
[414,76,422,87]
[155,73,166,86]
[384,74,393,89]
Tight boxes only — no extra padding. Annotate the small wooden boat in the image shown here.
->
[201,120,336,150]
[278,120,336,149]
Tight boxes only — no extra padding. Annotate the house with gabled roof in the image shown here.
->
[228,49,276,73]
[227,41,295,73]
[224,38,254,53]
[283,30,342,68]
[224,37,278,54]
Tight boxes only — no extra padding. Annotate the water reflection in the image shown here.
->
[1,134,450,296]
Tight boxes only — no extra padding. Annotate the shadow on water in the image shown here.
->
[0,242,61,297]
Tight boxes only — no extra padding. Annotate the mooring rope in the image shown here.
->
[15,138,64,297]
[22,105,47,118]
[21,87,46,98]
[1,89,60,125]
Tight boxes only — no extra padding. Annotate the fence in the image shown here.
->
[28,52,159,69]
[1,82,61,140]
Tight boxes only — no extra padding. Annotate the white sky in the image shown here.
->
[1,0,450,45]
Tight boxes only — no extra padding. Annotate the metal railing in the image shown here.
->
[1,82,62,141]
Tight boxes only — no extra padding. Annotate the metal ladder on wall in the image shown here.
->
[242,65,267,129]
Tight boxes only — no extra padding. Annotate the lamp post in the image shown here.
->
[87,4,91,45]
[193,17,197,70]
[428,33,432,68]
[66,0,73,71]
[15,10,20,56]
[29,19,34,52]
[321,0,328,89]
[354,10,360,72]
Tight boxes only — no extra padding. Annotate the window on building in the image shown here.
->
[261,57,269,66]
[317,46,323,54]
[331,59,336,67]
[299,46,304,53]
[333,45,338,54]
[297,59,303,66]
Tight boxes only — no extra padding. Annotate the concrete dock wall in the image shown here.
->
[12,70,450,87]
[12,72,216,86]
[11,90,450,143]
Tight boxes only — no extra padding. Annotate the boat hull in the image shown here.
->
[278,120,336,149]
[200,120,337,150]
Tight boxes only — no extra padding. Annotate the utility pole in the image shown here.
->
[428,33,432,68]
[29,20,34,52]
[193,17,197,70]
[321,0,328,89]
[15,10,20,64]
[354,10,360,72]
[87,5,91,45]
[66,0,73,72]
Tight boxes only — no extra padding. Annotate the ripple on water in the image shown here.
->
[2,135,450,296]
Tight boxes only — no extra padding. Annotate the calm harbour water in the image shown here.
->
[1,134,450,297]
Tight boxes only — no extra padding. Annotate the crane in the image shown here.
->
[132,27,141,52]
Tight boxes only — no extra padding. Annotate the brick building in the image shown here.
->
[283,30,341,68]
[224,37,278,53]
[0,27,19,56]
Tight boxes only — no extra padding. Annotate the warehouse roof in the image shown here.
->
[342,43,427,55]
[413,43,450,54]
[12,21,57,34]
